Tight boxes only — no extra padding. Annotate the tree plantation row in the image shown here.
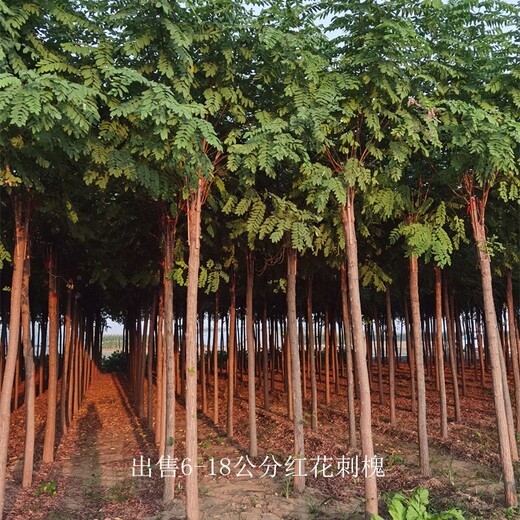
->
[0,0,519,518]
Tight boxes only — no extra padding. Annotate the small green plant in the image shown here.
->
[372,488,465,520]
[308,498,326,519]
[278,477,291,498]
[200,439,211,449]
[504,506,520,520]
[385,453,405,469]
[35,480,57,497]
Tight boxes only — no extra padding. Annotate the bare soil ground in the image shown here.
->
[4,357,520,520]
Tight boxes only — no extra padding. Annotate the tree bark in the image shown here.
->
[409,256,430,477]
[163,214,177,505]
[468,188,517,506]
[286,247,305,493]
[374,306,384,405]
[213,290,220,425]
[341,198,377,518]
[43,250,59,463]
[506,269,520,434]
[443,280,461,422]
[403,295,417,414]
[245,251,258,456]
[21,242,35,488]
[185,180,204,520]
[324,307,331,405]
[60,287,72,434]
[147,292,157,431]
[0,194,29,518]
[306,277,318,430]
[434,267,448,439]
[341,265,357,447]
[262,299,269,410]
[227,271,236,439]
[385,286,396,426]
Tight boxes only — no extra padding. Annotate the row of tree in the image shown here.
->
[0,0,518,518]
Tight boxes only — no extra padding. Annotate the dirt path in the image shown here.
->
[5,374,358,520]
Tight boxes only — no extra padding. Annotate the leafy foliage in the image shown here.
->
[372,487,465,520]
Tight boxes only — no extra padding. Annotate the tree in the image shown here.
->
[427,0,520,505]
[0,2,101,513]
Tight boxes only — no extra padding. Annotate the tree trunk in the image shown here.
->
[468,190,517,506]
[454,306,466,397]
[43,250,59,463]
[185,180,204,520]
[286,247,305,493]
[262,299,269,410]
[307,277,318,429]
[200,307,207,415]
[341,265,357,447]
[227,271,236,439]
[374,306,384,405]
[443,280,461,422]
[147,292,157,431]
[163,215,177,505]
[403,295,417,414]
[385,286,396,426]
[506,269,520,434]
[60,287,72,433]
[245,251,258,456]
[409,256,430,477]
[0,195,29,518]
[213,290,220,425]
[434,267,448,439]
[38,319,46,397]
[476,312,486,388]
[341,198,377,518]
[324,307,330,405]
[156,290,164,448]
[21,243,35,488]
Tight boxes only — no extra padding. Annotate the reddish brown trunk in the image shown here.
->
[307,277,318,430]
[60,287,72,433]
[324,307,330,405]
[156,290,165,451]
[262,299,269,410]
[147,293,157,431]
[286,247,305,493]
[340,198,377,517]
[340,265,357,447]
[374,307,384,405]
[409,256,430,477]
[245,251,258,456]
[506,270,520,434]
[163,214,177,505]
[213,290,220,424]
[200,307,207,415]
[227,271,236,439]
[43,250,59,463]
[434,267,448,439]
[468,184,517,506]
[443,281,461,422]
[385,286,396,426]
[403,295,416,414]
[185,180,203,520]
[0,195,29,518]
[21,243,35,488]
